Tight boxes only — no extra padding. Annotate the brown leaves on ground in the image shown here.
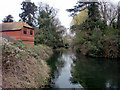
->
[2,37,53,88]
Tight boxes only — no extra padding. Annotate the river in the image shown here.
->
[47,50,120,89]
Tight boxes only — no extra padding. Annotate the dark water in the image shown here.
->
[47,50,120,89]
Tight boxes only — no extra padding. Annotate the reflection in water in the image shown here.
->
[47,50,120,89]
[47,50,82,88]
[71,53,120,89]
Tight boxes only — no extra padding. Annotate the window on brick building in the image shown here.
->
[23,29,27,34]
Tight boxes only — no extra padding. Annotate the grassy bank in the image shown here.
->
[1,37,53,88]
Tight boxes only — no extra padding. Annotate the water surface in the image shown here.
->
[47,50,120,89]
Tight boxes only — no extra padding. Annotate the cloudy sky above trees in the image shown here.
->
[0,0,119,28]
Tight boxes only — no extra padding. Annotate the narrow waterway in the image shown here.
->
[47,50,120,88]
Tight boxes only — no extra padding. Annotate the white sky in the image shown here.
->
[0,0,78,28]
[0,0,119,28]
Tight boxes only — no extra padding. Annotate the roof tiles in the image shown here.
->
[0,22,33,31]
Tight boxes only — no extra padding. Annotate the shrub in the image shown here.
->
[14,41,27,50]
[4,45,10,53]
[72,31,86,46]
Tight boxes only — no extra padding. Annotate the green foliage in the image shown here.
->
[19,2,65,48]
[2,15,14,23]
[104,29,120,36]
[4,45,10,53]
[72,28,119,58]
[35,3,64,48]
[69,1,119,58]
[69,1,111,31]
[67,1,99,17]
[14,41,27,50]
[27,47,40,59]
[72,31,86,46]
[15,53,24,59]
[87,43,103,57]
[97,21,107,30]
[19,1,37,26]
[71,9,88,25]
[91,30,102,42]
[88,3,100,21]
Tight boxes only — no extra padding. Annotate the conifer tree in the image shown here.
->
[2,15,14,23]
[19,1,37,26]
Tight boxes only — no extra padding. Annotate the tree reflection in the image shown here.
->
[47,50,65,81]
[70,53,120,89]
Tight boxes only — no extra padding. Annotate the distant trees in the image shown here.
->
[71,8,88,25]
[67,1,100,18]
[67,1,120,58]
[67,1,102,30]
[19,1,37,26]
[35,3,64,48]
[68,0,120,30]
[99,2,118,28]
[67,1,94,16]
[19,1,65,48]
[2,15,14,23]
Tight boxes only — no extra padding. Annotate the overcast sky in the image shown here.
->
[0,0,119,28]
[0,0,78,28]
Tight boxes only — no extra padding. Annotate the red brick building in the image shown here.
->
[0,22,34,46]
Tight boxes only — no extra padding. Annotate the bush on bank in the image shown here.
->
[72,28,120,58]
[2,37,53,88]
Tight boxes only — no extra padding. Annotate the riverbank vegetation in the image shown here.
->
[1,36,53,88]
[67,1,120,58]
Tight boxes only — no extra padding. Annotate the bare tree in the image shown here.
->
[117,1,120,28]
[38,2,57,19]
[99,2,118,27]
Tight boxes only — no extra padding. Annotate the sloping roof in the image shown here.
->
[0,22,33,31]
